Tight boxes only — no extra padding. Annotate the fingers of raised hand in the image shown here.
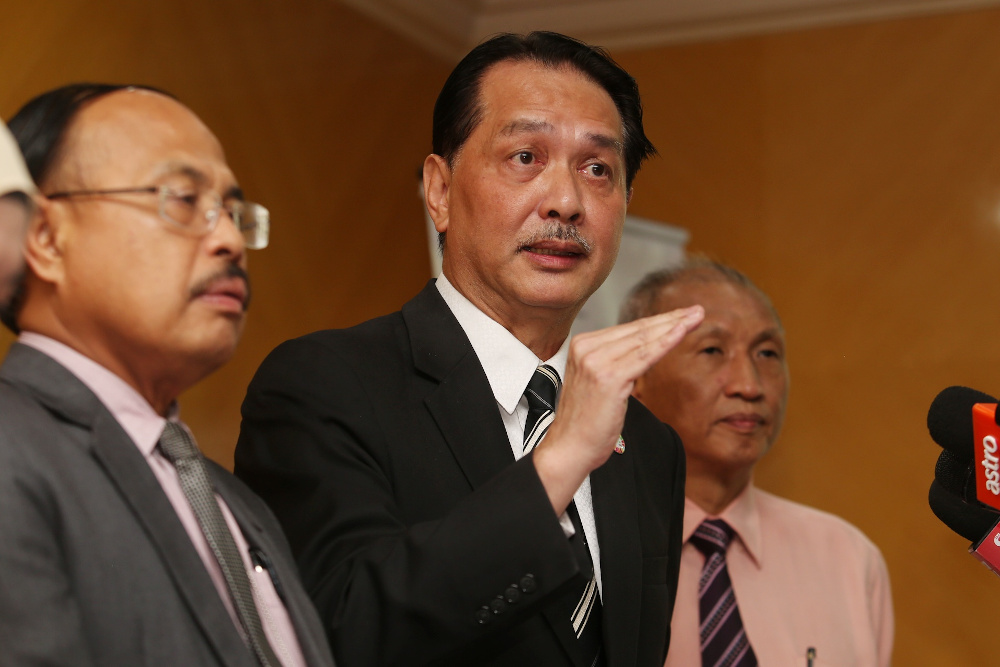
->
[567,305,704,380]
[635,305,705,359]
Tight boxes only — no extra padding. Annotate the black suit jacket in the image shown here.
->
[0,343,335,667]
[235,282,685,667]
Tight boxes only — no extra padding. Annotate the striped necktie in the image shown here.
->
[522,364,561,455]
[159,422,280,667]
[690,519,757,667]
[522,365,604,665]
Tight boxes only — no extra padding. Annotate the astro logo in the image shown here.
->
[973,402,1000,511]
[982,435,1000,496]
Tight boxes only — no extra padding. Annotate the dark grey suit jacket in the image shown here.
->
[0,343,335,666]
[235,282,686,667]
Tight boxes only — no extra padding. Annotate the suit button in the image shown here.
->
[474,606,492,625]
[519,574,537,594]
[504,586,521,604]
[489,596,508,615]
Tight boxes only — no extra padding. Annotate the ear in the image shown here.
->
[423,153,452,234]
[625,186,633,206]
[23,198,67,286]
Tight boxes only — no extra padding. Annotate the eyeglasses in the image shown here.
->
[45,185,270,249]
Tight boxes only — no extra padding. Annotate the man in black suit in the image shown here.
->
[0,84,334,667]
[236,32,704,667]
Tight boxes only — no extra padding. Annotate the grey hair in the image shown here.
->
[618,257,781,326]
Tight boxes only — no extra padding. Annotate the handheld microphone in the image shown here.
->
[928,386,1000,509]
[927,386,1000,575]
[927,385,995,462]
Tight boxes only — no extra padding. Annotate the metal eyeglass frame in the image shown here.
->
[45,185,270,250]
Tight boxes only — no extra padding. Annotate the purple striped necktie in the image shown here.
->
[689,519,757,667]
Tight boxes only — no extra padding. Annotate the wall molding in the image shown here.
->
[339,0,1000,60]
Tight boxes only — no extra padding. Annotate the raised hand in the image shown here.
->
[533,305,705,513]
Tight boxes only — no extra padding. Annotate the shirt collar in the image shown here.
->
[435,273,569,414]
[682,483,763,568]
[18,332,176,457]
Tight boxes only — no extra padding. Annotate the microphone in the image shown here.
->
[928,386,1000,509]
[927,386,1000,574]
[927,385,996,463]
[929,463,998,541]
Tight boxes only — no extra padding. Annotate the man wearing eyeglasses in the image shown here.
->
[0,84,334,667]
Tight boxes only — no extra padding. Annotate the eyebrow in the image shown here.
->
[153,162,244,200]
[152,162,207,185]
[499,119,624,156]
[691,324,785,348]
[752,328,785,349]
[500,119,553,137]
[585,131,624,156]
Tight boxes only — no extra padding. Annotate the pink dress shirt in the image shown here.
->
[20,333,307,667]
[664,484,894,667]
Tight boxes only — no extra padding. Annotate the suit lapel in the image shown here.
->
[404,282,514,489]
[89,416,253,666]
[424,354,515,489]
[1,344,253,667]
[216,473,334,667]
[590,417,642,667]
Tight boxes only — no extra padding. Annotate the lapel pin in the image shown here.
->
[614,435,625,454]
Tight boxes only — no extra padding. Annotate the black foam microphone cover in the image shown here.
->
[927,386,998,463]
[929,478,1000,542]
[935,449,976,502]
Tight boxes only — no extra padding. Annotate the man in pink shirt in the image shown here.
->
[0,84,334,667]
[620,260,894,667]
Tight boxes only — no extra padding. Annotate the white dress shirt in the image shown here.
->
[435,274,603,594]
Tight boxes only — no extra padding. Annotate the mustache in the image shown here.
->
[190,263,251,311]
[516,223,593,254]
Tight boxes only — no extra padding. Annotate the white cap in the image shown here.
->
[0,121,36,198]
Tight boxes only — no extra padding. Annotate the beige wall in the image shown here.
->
[2,2,998,663]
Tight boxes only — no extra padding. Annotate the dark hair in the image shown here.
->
[1,83,170,332]
[432,31,656,191]
[618,257,782,327]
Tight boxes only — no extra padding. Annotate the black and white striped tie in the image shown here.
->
[159,422,280,667]
[691,519,757,667]
[522,364,561,456]
[522,365,604,664]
